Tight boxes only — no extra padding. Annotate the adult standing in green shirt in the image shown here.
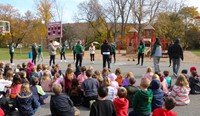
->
[37,44,43,62]
[137,40,145,66]
[9,42,15,65]
[75,40,84,68]
[60,43,66,62]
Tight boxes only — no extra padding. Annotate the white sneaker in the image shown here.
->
[92,61,94,64]
[64,60,67,62]
[60,60,63,62]
[11,63,15,65]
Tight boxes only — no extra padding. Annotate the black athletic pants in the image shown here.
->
[103,55,110,69]
[76,54,83,68]
[10,53,14,63]
[60,52,66,60]
[32,54,37,65]
[137,53,144,65]
[49,55,55,66]
[90,54,95,61]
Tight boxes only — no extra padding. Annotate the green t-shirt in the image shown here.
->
[61,46,66,53]
[112,44,116,53]
[138,44,145,53]
[75,43,84,54]
[38,46,42,53]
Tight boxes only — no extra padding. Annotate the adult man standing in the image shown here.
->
[101,40,112,69]
[32,43,38,65]
[75,40,84,68]
[48,40,57,66]
[167,41,173,67]
[170,39,183,77]
[9,42,14,65]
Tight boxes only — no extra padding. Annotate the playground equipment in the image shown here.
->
[126,27,138,54]
[0,20,10,35]
[143,24,155,56]
[126,24,170,57]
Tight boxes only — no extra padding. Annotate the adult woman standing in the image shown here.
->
[136,40,145,66]
[89,43,95,64]
[48,40,57,66]
[151,38,162,72]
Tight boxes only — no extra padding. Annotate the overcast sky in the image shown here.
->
[0,0,199,23]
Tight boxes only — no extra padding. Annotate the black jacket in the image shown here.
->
[50,94,75,116]
[101,42,112,55]
[32,45,38,55]
[90,100,116,116]
[170,42,183,59]
[167,44,173,56]
[189,77,200,94]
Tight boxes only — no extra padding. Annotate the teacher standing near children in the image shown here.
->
[151,38,162,73]
[89,43,95,64]
[136,40,145,66]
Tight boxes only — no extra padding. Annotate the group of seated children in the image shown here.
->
[0,60,199,116]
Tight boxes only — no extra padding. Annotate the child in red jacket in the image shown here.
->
[113,87,129,116]
[152,96,177,116]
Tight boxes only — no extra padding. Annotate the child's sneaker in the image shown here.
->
[89,100,95,109]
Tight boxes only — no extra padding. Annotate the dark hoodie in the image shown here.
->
[132,89,153,115]
[14,92,40,116]
[150,80,164,111]
[170,39,183,60]
[189,72,200,94]
[101,40,112,55]
[50,94,75,116]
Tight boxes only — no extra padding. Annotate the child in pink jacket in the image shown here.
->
[77,66,87,86]
[108,73,119,96]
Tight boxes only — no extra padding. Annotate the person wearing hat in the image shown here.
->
[189,66,200,94]
[170,38,183,77]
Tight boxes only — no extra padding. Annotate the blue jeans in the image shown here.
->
[39,94,48,105]
[153,56,161,72]
[172,58,180,74]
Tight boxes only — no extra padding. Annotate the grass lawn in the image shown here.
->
[191,50,200,57]
[0,47,72,60]
[0,48,50,60]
